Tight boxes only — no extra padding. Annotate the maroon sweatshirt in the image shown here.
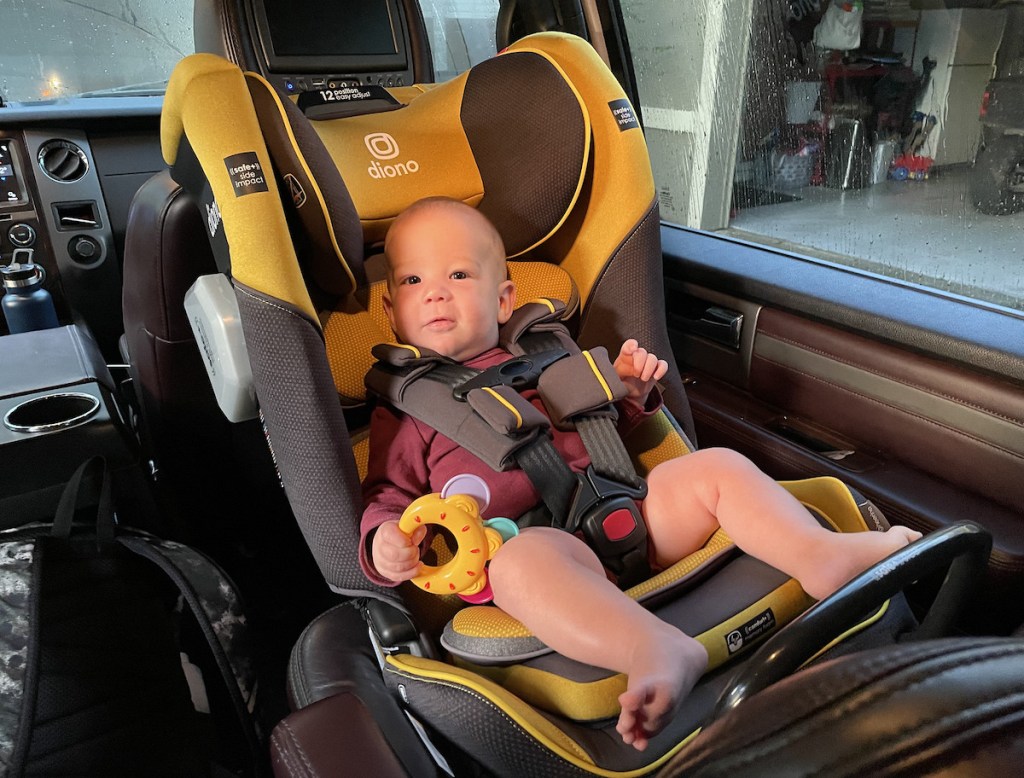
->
[359,346,660,585]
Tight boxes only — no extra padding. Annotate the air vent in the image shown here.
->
[37,140,89,183]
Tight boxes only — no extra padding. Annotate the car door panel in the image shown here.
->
[664,226,1024,633]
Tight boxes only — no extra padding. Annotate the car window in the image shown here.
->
[622,0,1024,313]
[420,0,500,82]
[0,0,193,103]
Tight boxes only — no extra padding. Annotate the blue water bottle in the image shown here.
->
[1,262,60,333]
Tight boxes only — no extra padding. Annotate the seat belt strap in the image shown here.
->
[514,436,577,526]
[576,415,644,490]
[426,361,578,524]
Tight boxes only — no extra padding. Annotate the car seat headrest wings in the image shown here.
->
[161,53,321,323]
[246,73,367,297]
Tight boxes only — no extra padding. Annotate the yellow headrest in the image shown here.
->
[305,48,592,252]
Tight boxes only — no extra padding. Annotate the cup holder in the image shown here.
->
[3,392,101,433]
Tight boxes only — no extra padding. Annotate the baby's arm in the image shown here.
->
[613,339,668,406]
[361,402,433,586]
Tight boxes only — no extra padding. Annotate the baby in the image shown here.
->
[360,196,921,751]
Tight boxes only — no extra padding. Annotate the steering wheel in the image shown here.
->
[709,521,993,721]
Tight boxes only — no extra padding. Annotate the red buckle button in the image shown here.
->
[602,509,637,542]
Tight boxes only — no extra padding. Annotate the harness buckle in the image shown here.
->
[567,466,651,587]
[453,348,570,400]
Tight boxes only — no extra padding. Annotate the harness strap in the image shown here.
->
[517,332,642,491]
[514,436,578,526]
[421,360,579,522]
[366,301,652,582]
[575,415,644,490]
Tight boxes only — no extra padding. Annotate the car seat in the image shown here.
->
[151,31,950,775]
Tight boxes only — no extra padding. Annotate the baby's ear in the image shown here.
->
[497,279,516,324]
[382,290,397,330]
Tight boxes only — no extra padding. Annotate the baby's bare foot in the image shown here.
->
[801,526,922,600]
[615,632,708,751]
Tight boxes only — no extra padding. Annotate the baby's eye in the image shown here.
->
[450,271,468,280]
[401,275,421,285]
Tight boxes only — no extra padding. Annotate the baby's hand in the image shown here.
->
[371,520,428,583]
[614,339,668,405]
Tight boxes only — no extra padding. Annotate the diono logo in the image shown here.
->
[364,132,400,160]
[364,132,420,179]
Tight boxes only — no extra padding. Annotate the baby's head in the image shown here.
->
[383,197,515,362]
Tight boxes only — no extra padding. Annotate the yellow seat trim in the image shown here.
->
[781,477,871,533]
[386,654,696,776]
[162,54,317,322]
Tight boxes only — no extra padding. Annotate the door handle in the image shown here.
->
[673,305,743,349]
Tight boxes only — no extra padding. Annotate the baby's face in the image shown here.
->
[384,205,515,362]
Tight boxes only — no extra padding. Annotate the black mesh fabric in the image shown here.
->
[386,667,595,778]
[578,201,697,444]
[462,52,588,256]
[234,283,391,599]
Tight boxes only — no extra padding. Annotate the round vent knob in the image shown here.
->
[37,140,89,183]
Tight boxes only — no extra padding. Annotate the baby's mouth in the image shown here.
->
[425,316,455,331]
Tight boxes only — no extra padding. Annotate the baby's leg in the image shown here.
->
[643,448,922,600]
[488,528,707,751]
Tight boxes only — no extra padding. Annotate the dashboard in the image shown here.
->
[0,99,165,357]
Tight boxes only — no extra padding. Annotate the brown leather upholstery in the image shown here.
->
[270,694,408,778]
[121,170,225,469]
[664,637,1024,777]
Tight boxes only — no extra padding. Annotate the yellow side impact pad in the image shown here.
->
[505,34,654,308]
[162,54,316,321]
[245,71,358,295]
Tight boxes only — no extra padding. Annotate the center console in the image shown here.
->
[0,325,136,527]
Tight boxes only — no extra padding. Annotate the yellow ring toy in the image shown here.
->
[398,491,505,597]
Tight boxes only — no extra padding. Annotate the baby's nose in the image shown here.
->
[423,283,450,302]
